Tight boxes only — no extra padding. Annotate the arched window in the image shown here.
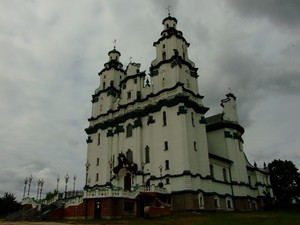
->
[214,195,220,208]
[97,133,101,145]
[145,145,150,163]
[191,112,195,127]
[126,149,133,162]
[162,51,166,60]
[165,160,169,170]
[126,124,133,137]
[165,178,170,184]
[163,111,167,126]
[226,197,233,210]
[187,79,190,88]
[198,192,204,209]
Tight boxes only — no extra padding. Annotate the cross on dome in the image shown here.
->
[113,39,117,49]
[166,5,171,16]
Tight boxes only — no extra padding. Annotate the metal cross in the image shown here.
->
[166,5,171,16]
[113,39,117,49]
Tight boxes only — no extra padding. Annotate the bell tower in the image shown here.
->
[150,13,199,96]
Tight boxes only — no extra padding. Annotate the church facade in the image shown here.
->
[84,15,272,218]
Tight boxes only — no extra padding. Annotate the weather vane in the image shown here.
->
[166,5,171,16]
[113,39,117,49]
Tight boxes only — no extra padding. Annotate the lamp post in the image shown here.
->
[27,174,33,197]
[73,174,77,196]
[39,179,44,200]
[56,175,60,193]
[159,165,163,182]
[141,162,145,185]
[65,174,69,199]
[36,179,41,199]
[23,177,28,199]
[84,162,90,220]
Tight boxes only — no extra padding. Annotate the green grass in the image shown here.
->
[62,210,300,225]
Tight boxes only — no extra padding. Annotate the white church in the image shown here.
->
[84,14,273,218]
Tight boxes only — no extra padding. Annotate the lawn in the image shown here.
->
[68,210,300,225]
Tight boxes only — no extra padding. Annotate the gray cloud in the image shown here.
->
[226,0,300,29]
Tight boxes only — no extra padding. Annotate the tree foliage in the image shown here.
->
[0,193,21,216]
[268,159,300,207]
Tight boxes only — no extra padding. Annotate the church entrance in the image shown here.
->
[94,200,101,219]
[124,173,131,191]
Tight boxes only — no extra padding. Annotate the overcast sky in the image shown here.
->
[1,0,300,201]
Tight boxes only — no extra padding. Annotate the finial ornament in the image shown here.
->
[228,87,232,93]
[113,39,117,49]
[129,56,133,63]
[167,5,171,16]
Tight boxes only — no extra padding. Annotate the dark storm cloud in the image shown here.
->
[227,0,300,28]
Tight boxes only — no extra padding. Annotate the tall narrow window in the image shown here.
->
[127,91,132,99]
[96,173,99,181]
[198,193,204,209]
[248,176,251,186]
[210,164,214,179]
[191,112,195,127]
[162,51,166,60]
[165,160,169,170]
[164,141,169,150]
[226,197,233,209]
[126,149,133,162]
[145,146,150,163]
[126,124,133,137]
[96,158,99,166]
[223,168,227,182]
[214,195,220,208]
[103,82,106,89]
[97,133,100,145]
[194,141,197,151]
[163,111,167,126]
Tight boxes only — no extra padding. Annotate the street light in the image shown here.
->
[141,162,145,185]
[159,165,163,182]
[65,174,70,198]
[84,162,90,220]
[27,174,33,197]
[56,175,60,193]
[39,179,44,200]
[36,179,41,199]
[73,174,77,196]
[23,177,28,199]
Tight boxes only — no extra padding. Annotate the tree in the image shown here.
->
[0,193,21,217]
[268,159,300,207]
